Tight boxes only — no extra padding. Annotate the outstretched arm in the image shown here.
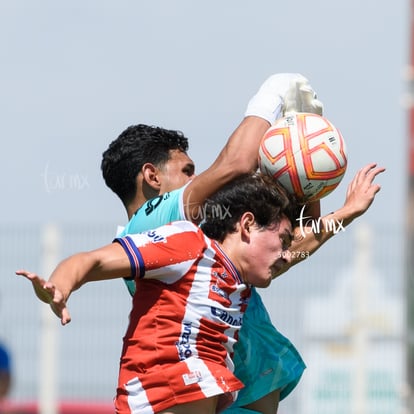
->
[16,242,130,325]
[183,73,322,222]
[274,162,385,276]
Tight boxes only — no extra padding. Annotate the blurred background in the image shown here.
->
[0,1,411,413]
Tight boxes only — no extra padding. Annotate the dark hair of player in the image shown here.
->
[101,124,189,206]
[201,172,298,242]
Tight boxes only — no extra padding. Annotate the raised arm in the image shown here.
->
[274,162,385,276]
[16,242,130,325]
[182,73,323,221]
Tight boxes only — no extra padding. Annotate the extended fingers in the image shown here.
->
[360,165,385,196]
[346,163,385,200]
[16,269,46,289]
[16,269,38,280]
[351,163,385,189]
[61,309,72,326]
[359,164,385,199]
[16,269,53,288]
[16,269,70,325]
[366,165,386,182]
[354,163,377,186]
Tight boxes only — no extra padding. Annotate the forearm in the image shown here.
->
[184,73,323,221]
[16,243,130,325]
[206,116,270,178]
[49,243,131,301]
[48,253,98,301]
[221,116,270,172]
[184,116,270,221]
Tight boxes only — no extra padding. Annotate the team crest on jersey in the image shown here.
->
[212,270,228,280]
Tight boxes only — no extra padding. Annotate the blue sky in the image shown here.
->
[0,0,408,228]
[0,2,409,407]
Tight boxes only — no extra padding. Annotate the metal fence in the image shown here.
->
[0,220,408,414]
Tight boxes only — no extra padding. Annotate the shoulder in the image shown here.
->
[122,187,187,236]
[128,220,203,246]
[119,221,209,279]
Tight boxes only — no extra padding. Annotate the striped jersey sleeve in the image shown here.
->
[114,220,206,282]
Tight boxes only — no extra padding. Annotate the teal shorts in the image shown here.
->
[224,288,306,411]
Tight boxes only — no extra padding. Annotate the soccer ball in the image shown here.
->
[258,113,348,202]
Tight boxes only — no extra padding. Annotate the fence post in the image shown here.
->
[39,223,60,414]
[351,223,370,414]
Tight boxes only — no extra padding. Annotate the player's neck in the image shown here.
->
[125,195,147,220]
[126,181,161,219]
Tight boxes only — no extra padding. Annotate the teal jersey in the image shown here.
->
[118,187,186,296]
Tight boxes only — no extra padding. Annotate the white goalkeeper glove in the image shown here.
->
[284,78,323,116]
[245,73,323,124]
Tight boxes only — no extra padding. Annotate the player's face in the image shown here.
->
[244,216,293,288]
[159,150,196,193]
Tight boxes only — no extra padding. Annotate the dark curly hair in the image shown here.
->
[200,172,298,242]
[101,124,189,206]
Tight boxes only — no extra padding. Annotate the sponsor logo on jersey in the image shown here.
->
[144,195,163,215]
[210,283,229,300]
[211,307,243,327]
[175,322,193,360]
[144,229,166,243]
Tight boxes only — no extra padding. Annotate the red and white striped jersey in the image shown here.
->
[113,220,251,414]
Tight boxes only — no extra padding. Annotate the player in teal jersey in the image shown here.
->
[100,74,384,414]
